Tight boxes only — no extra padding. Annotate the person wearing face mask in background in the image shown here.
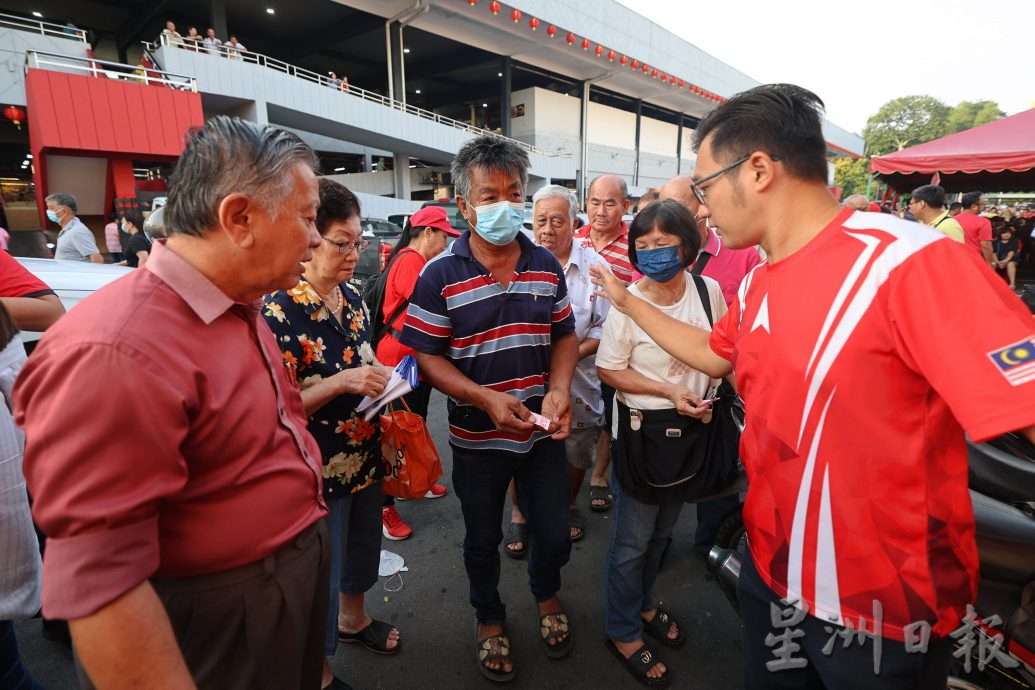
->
[45,193,103,263]
[399,136,579,683]
[595,199,726,688]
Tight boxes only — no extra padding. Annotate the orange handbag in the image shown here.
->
[380,397,443,499]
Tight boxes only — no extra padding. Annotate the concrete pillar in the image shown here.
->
[577,81,589,202]
[363,153,373,173]
[393,153,411,200]
[210,0,228,40]
[676,115,683,175]
[388,22,404,102]
[633,99,642,186]
[500,56,512,138]
[229,100,267,125]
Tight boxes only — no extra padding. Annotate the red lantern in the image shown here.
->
[594,45,603,57]
[651,68,658,78]
[546,25,557,37]
[566,32,575,45]
[607,50,615,62]
[642,64,649,73]
[618,55,627,66]
[467,0,477,5]
[488,1,500,15]
[669,76,676,84]
[659,72,666,81]
[528,16,539,30]
[580,38,590,50]
[510,8,521,22]
[677,80,684,88]
[630,59,639,69]
[3,105,25,130]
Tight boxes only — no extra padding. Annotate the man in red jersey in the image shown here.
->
[956,191,996,265]
[592,84,1035,689]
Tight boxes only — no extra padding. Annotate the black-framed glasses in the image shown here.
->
[690,153,780,206]
[323,237,369,255]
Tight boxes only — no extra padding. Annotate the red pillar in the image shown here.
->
[110,158,136,201]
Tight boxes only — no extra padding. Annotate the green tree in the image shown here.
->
[862,95,950,156]
[834,157,871,198]
[947,100,1005,133]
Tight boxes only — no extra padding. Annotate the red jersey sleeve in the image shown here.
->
[0,253,54,297]
[708,293,741,362]
[887,240,1035,442]
[383,250,424,331]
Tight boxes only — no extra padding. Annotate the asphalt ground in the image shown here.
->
[16,390,745,690]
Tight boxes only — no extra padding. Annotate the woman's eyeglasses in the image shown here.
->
[323,237,370,255]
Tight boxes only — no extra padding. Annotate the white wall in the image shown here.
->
[0,27,89,106]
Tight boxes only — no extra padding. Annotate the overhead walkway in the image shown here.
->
[150,35,576,184]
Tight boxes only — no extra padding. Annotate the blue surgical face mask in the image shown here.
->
[635,245,684,282]
[46,209,61,223]
[468,200,524,246]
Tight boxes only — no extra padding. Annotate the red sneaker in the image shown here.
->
[424,483,448,499]
[382,506,412,541]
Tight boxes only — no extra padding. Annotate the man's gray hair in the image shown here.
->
[164,116,319,237]
[451,135,529,202]
[587,174,629,201]
[45,192,77,214]
[531,185,578,224]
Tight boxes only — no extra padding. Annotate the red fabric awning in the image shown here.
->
[870,109,1035,192]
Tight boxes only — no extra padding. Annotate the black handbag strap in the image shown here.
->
[689,273,713,326]
[691,250,711,276]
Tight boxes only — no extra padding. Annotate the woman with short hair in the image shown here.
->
[596,199,726,687]
[262,179,400,690]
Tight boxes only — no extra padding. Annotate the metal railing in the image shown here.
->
[0,12,87,43]
[145,34,573,160]
[26,50,197,92]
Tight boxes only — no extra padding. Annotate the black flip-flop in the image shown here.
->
[504,521,528,560]
[476,630,517,683]
[536,607,574,659]
[642,608,685,649]
[569,506,585,542]
[589,482,614,512]
[338,619,401,655]
[605,637,670,687]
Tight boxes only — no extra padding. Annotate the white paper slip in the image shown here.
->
[530,412,552,430]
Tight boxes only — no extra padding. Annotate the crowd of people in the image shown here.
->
[1,83,1035,690]
[161,20,248,59]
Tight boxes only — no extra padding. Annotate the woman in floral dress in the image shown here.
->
[262,179,399,690]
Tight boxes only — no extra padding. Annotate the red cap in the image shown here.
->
[867,202,882,213]
[408,206,461,237]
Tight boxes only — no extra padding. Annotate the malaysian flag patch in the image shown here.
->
[988,337,1035,386]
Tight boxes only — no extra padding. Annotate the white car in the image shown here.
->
[15,257,132,343]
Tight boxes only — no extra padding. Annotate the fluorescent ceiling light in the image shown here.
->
[497,72,503,77]
[266,8,275,14]
[415,89,421,94]
[482,103,488,107]
[403,48,410,54]
[32,11,42,17]
[334,167,346,172]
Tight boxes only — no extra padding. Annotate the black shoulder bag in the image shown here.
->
[611,275,743,505]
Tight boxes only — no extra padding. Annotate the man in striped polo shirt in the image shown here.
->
[401,136,579,682]
[577,174,633,514]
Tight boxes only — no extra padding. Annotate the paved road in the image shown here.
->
[17,391,745,689]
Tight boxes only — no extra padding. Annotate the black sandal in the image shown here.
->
[642,608,685,649]
[589,482,614,512]
[337,618,400,655]
[569,506,585,542]
[537,609,573,659]
[605,637,670,688]
[476,631,516,683]
[504,521,528,560]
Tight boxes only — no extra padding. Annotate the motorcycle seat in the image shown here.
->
[972,491,1035,586]
[968,434,1035,504]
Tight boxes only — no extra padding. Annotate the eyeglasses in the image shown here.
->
[908,199,921,207]
[690,153,780,206]
[322,237,369,255]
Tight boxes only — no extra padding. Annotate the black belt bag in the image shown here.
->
[614,399,719,505]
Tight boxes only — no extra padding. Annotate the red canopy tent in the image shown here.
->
[870,108,1035,193]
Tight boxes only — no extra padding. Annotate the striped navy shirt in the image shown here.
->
[400,231,575,453]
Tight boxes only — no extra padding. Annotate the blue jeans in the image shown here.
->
[604,477,683,642]
[0,621,42,690]
[323,484,383,656]
[451,439,571,625]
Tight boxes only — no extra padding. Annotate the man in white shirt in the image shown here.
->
[45,193,102,263]
[202,28,222,54]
